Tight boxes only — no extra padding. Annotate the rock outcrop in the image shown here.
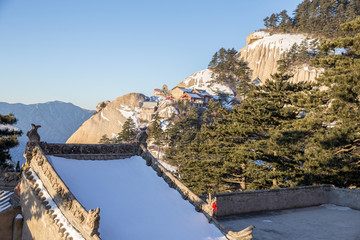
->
[66,93,145,144]
[176,69,233,95]
[237,31,323,83]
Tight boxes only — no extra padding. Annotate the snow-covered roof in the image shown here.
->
[27,168,85,239]
[173,87,193,92]
[142,101,158,108]
[158,106,179,116]
[48,156,225,240]
[182,93,202,99]
[0,190,13,212]
[194,89,211,96]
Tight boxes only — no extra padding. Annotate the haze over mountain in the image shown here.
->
[0,101,94,164]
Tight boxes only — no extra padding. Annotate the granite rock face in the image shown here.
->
[237,31,323,83]
[67,93,145,144]
[176,69,233,95]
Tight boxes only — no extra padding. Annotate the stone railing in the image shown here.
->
[0,171,20,191]
[26,142,138,160]
[24,144,101,240]
[212,185,360,217]
[22,140,253,240]
[137,144,254,240]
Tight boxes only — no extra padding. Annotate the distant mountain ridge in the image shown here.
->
[0,101,94,164]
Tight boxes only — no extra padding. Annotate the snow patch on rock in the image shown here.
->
[100,112,110,121]
[248,31,309,54]
[179,69,233,95]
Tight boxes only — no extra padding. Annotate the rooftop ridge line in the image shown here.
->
[24,143,101,240]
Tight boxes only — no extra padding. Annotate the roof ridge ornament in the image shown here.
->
[27,124,41,142]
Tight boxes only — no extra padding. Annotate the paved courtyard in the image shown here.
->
[218,204,360,240]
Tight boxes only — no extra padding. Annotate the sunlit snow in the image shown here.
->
[48,156,226,240]
[248,31,310,54]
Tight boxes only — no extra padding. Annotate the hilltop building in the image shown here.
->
[169,86,213,107]
[153,84,169,97]
[139,101,158,122]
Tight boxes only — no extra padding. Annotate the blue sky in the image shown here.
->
[0,0,303,110]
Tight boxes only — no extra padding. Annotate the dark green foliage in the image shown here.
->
[0,113,22,168]
[166,73,317,194]
[98,134,111,144]
[117,117,136,142]
[264,0,360,38]
[148,113,163,145]
[208,48,250,102]
[165,18,360,194]
[277,39,320,73]
[302,17,360,187]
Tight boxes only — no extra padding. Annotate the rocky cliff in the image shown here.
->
[176,69,233,95]
[237,31,322,83]
[66,93,145,144]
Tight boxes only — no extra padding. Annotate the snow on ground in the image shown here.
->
[251,31,270,38]
[322,204,351,211]
[158,106,178,118]
[160,119,170,131]
[334,47,347,55]
[158,159,177,172]
[248,31,310,54]
[116,106,141,128]
[48,156,225,240]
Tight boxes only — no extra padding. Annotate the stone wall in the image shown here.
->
[21,141,254,240]
[21,174,66,240]
[213,185,360,218]
[137,144,254,240]
[0,171,20,191]
[27,142,137,160]
[22,144,101,240]
[330,187,360,210]
[0,206,21,240]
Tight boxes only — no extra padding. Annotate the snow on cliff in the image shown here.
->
[48,155,226,240]
[0,101,93,164]
[246,31,309,54]
[177,69,233,95]
[67,93,145,144]
[238,31,323,83]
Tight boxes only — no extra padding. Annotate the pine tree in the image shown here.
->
[208,48,250,102]
[265,0,360,38]
[278,10,292,32]
[99,134,111,144]
[0,114,22,168]
[148,113,163,145]
[117,117,136,142]
[303,17,360,187]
